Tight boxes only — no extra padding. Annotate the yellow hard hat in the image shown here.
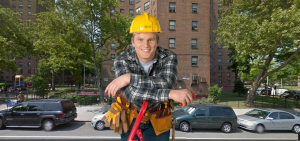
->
[129,12,161,33]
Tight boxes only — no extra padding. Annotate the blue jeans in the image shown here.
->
[121,118,170,141]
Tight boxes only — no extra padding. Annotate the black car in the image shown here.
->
[172,104,238,133]
[280,91,299,99]
[260,89,271,96]
[0,98,77,131]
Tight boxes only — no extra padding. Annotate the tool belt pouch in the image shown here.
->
[150,110,172,136]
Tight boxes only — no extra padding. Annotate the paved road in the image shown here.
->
[0,122,297,141]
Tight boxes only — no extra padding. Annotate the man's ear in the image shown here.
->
[131,37,134,47]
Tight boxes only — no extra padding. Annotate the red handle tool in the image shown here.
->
[128,100,149,141]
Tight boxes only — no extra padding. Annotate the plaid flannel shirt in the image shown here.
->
[114,46,178,111]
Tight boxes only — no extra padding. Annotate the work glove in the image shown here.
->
[114,96,129,134]
[101,102,122,130]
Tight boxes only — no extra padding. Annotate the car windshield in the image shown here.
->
[181,106,196,114]
[245,109,270,119]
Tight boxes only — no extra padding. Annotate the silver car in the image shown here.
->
[238,109,300,133]
[91,111,109,130]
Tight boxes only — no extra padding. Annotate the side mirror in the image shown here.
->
[266,117,273,120]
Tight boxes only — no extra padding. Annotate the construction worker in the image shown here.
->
[104,12,193,141]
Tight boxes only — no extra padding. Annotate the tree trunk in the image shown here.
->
[52,69,55,91]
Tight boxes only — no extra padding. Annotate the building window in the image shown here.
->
[192,21,198,31]
[218,45,222,49]
[120,0,124,1]
[218,59,222,63]
[28,56,31,59]
[111,54,115,60]
[111,43,115,50]
[228,52,230,55]
[19,62,23,66]
[28,18,31,21]
[130,0,134,5]
[227,73,230,77]
[218,73,222,77]
[28,0,31,1]
[136,7,141,15]
[110,66,115,72]
[19,0,23,1]
[12,3,16,8]
[19,4,23,9]
[129,43,133,48]
[28,4,31,9]
[19,11,23,16]
[218,52,222,56]
[192,56,198,66]
[169,38,175,48]
[136,0,141,3]
[218,80,222,84]
[129,9,133,15]
[218,66,222,70]
[39,7,42,12]
[144,1,150,10]
[169,3,175,13]
[120,9,124,13]
[28,62,31,66]
[20,69,23,74]
[28,69,31,73]
[191,39,197,48]
[0,76,3,80]
[6,76,9,79]
[228,59,230,63]
[192,3,198,13]
[28,11,31,16]
[111,9,115,14]
[169,20,175,30]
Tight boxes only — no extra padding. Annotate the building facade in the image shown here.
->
[101,0,235,95]
[0,0,47,83]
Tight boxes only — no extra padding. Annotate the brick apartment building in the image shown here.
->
[0,0,47,84]
[101,0,235,95]
[0,0,234,94]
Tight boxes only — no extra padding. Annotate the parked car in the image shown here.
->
[91,110,109,130]
[280,90,299,99]
[256,88,262,95]
[246,88,251,94]
[172,104,238,133]
[260,89,271,96]
[277,89,289,96]
[0,98,77,131]
[238,109,300,133]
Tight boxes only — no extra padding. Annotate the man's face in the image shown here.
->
[132,32,158,63]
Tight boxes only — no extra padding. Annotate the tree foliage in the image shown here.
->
[34,0,133,102]
[216,0,300,106]
[0,6,34,72]
[233,80,247,96]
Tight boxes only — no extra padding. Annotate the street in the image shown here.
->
[0,121,297,141]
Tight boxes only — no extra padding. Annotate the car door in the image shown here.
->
[206,107,224,128]
[5,103,28,126]
[278,112,296,130]
[24,103,43,126]
[263,112,278,130]
[189,107,208,128]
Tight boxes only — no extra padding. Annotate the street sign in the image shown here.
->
[27,82,33,87]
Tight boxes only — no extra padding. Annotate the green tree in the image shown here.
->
[208,85,223,104]
[233,80,247,97]
[0,6,34,72]
[216,0,300,106]
[35,0,133,103]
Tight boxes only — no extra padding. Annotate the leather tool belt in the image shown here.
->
[117,93,174,136]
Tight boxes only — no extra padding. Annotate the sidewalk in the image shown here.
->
[1,103,300,122]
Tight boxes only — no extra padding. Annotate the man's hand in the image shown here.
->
[105,73,130,97]
[169,89,193,107]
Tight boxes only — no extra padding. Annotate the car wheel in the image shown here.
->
[0,118,4,129]
[94,121,105,130]
[221,123,232,133]
[256,124,265,133]
[180,121,190,132]
[42,119,55,131]
[292,124,300,133]
[295,96,299,100]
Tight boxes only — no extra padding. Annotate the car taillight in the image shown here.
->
[60,112,65,118]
